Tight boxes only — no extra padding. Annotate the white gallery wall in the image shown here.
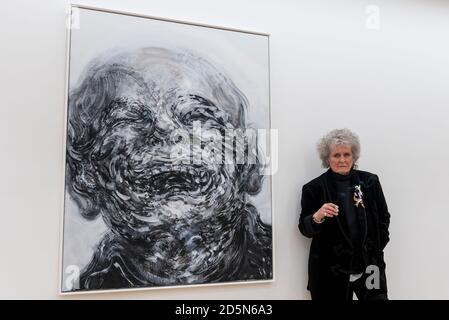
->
[1,0,448,299]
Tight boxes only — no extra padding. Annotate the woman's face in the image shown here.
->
[328,144,354,175]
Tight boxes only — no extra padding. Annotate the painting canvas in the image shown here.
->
[61,6,272,293]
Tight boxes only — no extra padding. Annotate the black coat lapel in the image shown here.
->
[351,171,368,247]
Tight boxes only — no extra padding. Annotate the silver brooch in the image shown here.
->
[353,185,365,208]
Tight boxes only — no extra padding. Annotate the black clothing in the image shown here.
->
[298,169,390,300]
[332,171,364,273]
[310,272,388,300]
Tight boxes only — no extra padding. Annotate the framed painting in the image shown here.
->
[61,5,273,293]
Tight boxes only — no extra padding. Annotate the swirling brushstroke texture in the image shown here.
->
[65,48,272,291]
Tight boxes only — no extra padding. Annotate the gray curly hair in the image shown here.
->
[317,128,361,169]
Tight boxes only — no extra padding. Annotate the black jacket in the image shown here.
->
[298,169,390,296]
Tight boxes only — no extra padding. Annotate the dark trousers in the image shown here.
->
[347,274,388,300]
[310,274,388,301]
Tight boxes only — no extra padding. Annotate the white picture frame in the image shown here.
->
[60,4,273,294]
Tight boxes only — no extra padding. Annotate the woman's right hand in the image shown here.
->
[313,203,339,222]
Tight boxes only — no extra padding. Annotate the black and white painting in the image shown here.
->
[61,6,272,293]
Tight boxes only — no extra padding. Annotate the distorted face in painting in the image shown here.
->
[66,48,271,290]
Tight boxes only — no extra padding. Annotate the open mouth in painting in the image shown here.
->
[133,165,216,200]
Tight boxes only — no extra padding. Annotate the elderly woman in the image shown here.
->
[298,128,390,300]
